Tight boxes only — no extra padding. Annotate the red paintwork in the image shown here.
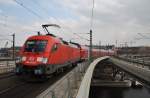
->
[80,46,88,60]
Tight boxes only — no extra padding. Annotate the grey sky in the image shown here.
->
[0,0,150,48]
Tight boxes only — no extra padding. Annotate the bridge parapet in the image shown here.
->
[37,61,90,98]
[76,56,109,98]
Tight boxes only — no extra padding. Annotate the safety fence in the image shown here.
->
[114,55,150,69]
[37,61,90,98]
[109,57,150,87]
[0,60,15,74]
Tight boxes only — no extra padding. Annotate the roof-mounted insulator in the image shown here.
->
[37,31,41,35]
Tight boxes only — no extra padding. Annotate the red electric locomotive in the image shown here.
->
[16,24,81,77]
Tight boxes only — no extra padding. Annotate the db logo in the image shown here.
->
[28,57,35,61]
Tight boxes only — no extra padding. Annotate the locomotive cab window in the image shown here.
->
[25,40,47,52]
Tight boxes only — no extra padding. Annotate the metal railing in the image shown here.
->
[109,57,150,87]
[37,61,90,98]
[0,61,15,74]
[114,55,150,69]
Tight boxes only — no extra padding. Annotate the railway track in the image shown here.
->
[0,66,75,98]
[0,72,15,79]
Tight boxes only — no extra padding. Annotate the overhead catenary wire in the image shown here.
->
[20,0,90,42]
[73,33,90,41]
[14,0,73,36]
[137,33,150,39]
[30,0,51,16]
[0,0,45,32]
[13,0,90,43]
[26,0,73,33]
[13,0,42,19]
[29,0,90,41]
[0,1,44,35]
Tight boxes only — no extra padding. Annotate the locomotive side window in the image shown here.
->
[51,44,58,52]
[25,40,47,52]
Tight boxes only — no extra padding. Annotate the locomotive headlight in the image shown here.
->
[37,57,43,62]
[37,57,48,64]
[16,56,26,63]
[22,56,26,61]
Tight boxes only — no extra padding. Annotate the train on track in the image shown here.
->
[15,24,115,78]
